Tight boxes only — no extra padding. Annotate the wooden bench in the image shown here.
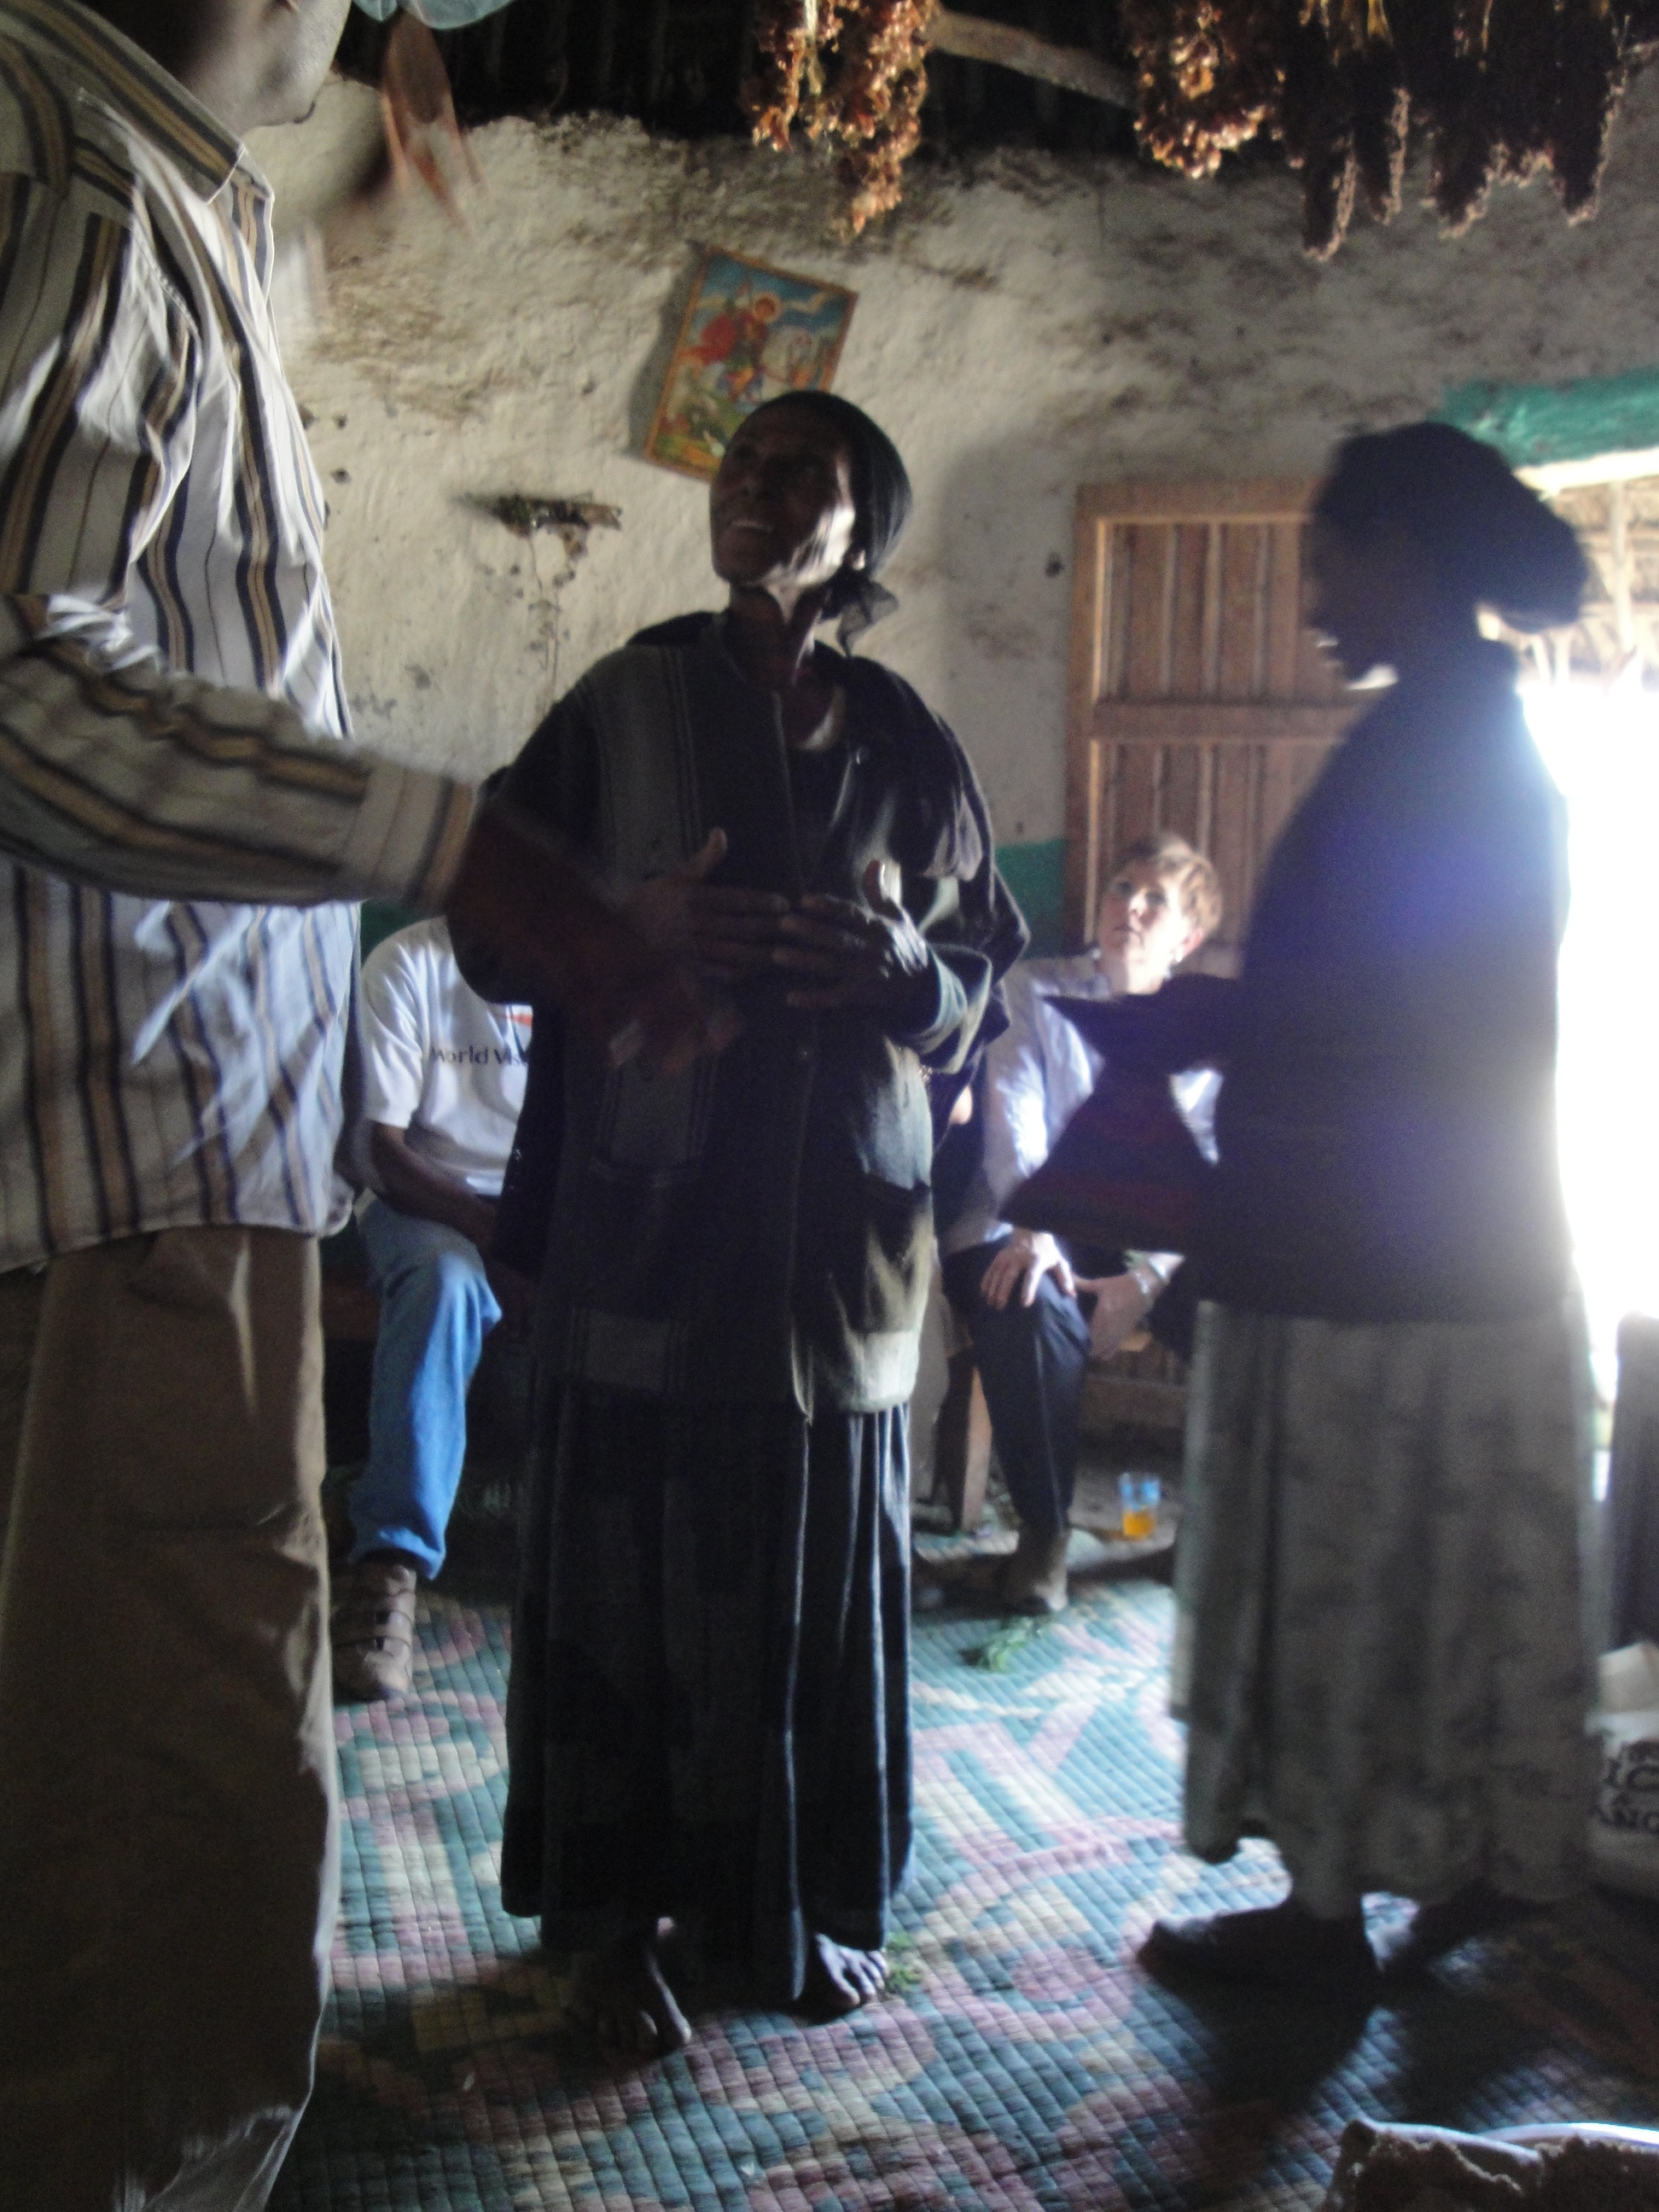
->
[320,1265,381,1342]
[320,1217,380,1342]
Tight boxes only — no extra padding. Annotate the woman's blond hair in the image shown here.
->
[1105,830,1222,940]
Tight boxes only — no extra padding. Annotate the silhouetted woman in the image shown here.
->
[1111,424,1592,1995]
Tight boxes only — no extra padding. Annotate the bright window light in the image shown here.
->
[1527,676,1659,1400]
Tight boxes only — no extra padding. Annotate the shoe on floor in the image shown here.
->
[1378,1880,1550,1979]
[1141,1897,1380,2002]
[995,1524,1069,1615]
[332,1557,419,1701]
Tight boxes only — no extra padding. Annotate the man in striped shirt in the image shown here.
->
[0,1,709,2203]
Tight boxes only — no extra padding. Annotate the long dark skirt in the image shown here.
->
[500,1388,912,2003]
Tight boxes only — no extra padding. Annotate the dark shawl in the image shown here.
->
[474,612,1026,1406]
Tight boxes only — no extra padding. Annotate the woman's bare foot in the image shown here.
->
[996,1525,1069,1615]
[803,1931,888,2017]
[568,1927,692,2060]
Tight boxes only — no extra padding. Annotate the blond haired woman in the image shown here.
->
[940,831,1221,1611]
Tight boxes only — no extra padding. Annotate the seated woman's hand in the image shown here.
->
[980,1231,1074,1310]
[774,859,937,1027]
[1078,1272,1152,1360]
[630,829,791,983]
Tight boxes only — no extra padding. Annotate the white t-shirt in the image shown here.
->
[357,917,532,1198]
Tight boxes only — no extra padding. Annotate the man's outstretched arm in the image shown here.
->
[0,162,475,909]
[0,157,716,1068]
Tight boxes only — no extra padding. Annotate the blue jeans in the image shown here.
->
[349,1198,501,1579]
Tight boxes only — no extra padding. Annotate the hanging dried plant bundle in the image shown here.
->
[1484,0,1557,185]
[1349,48,1409,219]
[745,0,824,152]
[1119,0,1283,176]
[1278,12,1352,250]
[813,0,935,229]
[745,0,1634,255]
[1121,0,1635,256]
[742,0,934,231]
[1550,0,1625,218]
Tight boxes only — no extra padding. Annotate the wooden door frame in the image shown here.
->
[1063,477,1356,950]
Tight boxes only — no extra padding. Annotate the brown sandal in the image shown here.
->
[332,1557,419,1701]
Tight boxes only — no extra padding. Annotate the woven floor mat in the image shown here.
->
[272,1580,1659,2210]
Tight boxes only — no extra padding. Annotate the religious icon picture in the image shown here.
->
[643,248,858,481]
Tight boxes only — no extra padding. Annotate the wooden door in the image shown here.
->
[1065,479,1357,968]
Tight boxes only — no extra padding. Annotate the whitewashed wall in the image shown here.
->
[253,73,1659,937]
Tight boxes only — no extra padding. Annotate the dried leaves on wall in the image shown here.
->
[744,0,1635,258]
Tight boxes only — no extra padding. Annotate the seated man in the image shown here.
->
[332,916,533,1700]
[940,831,1220,1613]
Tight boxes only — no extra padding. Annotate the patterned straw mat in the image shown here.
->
[272,1569,1659,2210]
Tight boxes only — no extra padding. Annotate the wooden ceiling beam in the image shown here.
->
[926,8,1136,110]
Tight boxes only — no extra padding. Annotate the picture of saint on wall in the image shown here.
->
[644,248,858,480]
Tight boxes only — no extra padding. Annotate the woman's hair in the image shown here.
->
[1313,422,1586,632]
[1106,830,1223,940]
[742,390,913,615]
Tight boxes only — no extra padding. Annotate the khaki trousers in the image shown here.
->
[0,1229,338,2212]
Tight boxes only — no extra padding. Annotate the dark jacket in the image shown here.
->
[1097,644,1570,1323]
[470,612,1026,1409]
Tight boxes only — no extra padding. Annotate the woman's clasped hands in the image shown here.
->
[632,833,936,1028]
[776,859,935,1024]
[630,829,790,986]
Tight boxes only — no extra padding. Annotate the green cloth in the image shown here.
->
[996,839,1066,958]
[360,899,418,959]
[1438,366,1659,472]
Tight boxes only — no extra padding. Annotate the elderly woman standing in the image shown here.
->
[1098,425,1592,1996]
[469,393,1023,2056]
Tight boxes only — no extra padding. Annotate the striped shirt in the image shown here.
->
[0,0,475,1271]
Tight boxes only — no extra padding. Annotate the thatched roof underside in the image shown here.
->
[337,1,1657,258]
[335,0,1140,155]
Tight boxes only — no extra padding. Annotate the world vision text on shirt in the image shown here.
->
[430,1044,532,1066]
[358,918,531,1198]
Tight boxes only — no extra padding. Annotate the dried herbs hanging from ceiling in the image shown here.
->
[1123,0,1634,255]
[744,0,1637,258]
[1118,0,1284,178]
[743,0,937,232]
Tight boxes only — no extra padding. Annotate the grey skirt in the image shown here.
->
[1173,1298,1597,1915]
